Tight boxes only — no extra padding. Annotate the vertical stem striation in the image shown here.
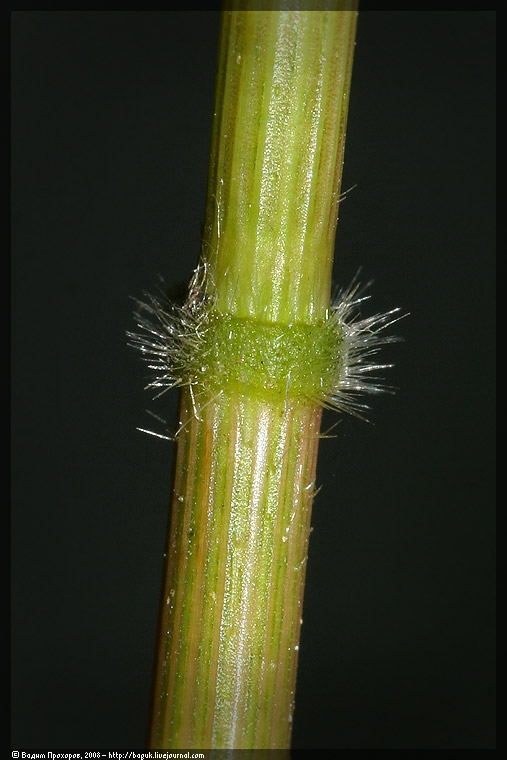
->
[150,390,322,748]
[148,5,358,749]
[203,6,358,324]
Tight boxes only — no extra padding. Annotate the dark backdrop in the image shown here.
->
[11,10,496,750]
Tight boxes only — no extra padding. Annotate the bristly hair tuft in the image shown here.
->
[127,264,405,434]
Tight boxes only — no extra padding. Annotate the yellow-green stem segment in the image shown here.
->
[204,6,358,324]
[150,390,322,748]
[149,5,358,749]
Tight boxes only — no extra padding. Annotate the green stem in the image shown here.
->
[150,390,321,748]
[148,5,358,749]
[203,6,358,324]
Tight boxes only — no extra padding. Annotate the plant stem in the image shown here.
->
[148,5,358,749]
[150,390,321,748]
[204,6,358,323]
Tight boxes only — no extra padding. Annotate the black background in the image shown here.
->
[11,10,496,750]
